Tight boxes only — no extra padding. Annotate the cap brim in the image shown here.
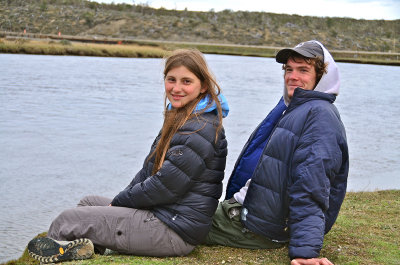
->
[275,49,293,63]
[275,48,318,64]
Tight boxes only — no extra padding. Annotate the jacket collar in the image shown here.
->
[286,88,336,113]
[167,94,229,118]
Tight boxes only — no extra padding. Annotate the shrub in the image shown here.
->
[15,38,30,44]
[59,39,71,45]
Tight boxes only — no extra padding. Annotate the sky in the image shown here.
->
[92,0,400,20]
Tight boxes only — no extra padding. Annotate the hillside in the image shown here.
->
[1,0,399,53]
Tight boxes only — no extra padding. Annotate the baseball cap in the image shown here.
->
[276,40,324,64]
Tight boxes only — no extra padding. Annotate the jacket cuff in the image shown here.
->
[289,246,320,260]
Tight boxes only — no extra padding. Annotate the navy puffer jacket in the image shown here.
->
[241,88,349,259]
[111,112,227,245]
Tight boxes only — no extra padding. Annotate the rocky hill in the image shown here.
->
[1,0,399,52]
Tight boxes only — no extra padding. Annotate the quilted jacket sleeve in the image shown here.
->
[288,105,345,259]
[111,126,213,209]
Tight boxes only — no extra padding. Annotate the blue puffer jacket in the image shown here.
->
[111,97,229,245]
[226,41,349,259]
[234,89,348,259]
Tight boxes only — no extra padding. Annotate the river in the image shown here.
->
[0,53,399,263]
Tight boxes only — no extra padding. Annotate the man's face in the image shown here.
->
[284,57,317,99]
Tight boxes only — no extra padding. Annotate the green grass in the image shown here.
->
[4,190,400,265]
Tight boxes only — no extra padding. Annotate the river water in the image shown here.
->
[0,54,399,263]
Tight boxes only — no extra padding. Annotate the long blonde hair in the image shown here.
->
[150,49,223,174]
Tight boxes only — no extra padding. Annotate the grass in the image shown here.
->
[1,36,400,65]
[157,41,400,66]
[3,190,400,265]
[0,38,168,58]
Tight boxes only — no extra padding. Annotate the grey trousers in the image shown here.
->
[47,195,195,257]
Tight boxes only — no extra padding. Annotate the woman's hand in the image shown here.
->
[291,257,334,265]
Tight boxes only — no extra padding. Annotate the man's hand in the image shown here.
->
[291,257,334,265]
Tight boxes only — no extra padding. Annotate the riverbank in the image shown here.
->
[0,38,167,58]
[1,32,400,65]
[4,190,400,265]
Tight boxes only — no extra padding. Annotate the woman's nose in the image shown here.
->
[172,81,185,91]
[171,83,181,92]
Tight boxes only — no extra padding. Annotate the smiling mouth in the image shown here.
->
[171,95,184,100]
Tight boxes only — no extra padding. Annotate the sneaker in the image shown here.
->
[28,237,94,263]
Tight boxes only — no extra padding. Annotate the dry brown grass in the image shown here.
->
[0,38,168,58]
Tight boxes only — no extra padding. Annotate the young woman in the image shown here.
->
[28,49,229,263]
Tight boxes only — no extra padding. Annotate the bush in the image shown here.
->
[59,39,71,45]
[15,38,30,44]
[40,0,48,11]
[83,11,95,26]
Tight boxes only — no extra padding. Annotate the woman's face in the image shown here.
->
[165,65,206,108]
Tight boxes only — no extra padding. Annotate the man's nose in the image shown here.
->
[288,70,299,79]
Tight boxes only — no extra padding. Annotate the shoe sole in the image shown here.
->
[28,237,94,263]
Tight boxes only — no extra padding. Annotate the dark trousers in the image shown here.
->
[205,199,284,249]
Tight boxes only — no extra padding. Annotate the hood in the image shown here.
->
[194,94,229,118]
[313,41,340,95]
[168,94,229,118]
[283,41,340,105]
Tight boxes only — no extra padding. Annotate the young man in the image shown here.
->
[206,40,349,265]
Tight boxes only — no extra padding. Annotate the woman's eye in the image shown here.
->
[166,78,175,82]
[183,79,191,84]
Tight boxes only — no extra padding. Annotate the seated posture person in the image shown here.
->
[206,40,349,265]
[28,49,229,263]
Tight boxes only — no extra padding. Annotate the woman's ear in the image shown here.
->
[200,85,207,94]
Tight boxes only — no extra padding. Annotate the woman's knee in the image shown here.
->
[77,195,111,207]
[77,195,97,207]
[48,206,90,240]
[47,208,74,240]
